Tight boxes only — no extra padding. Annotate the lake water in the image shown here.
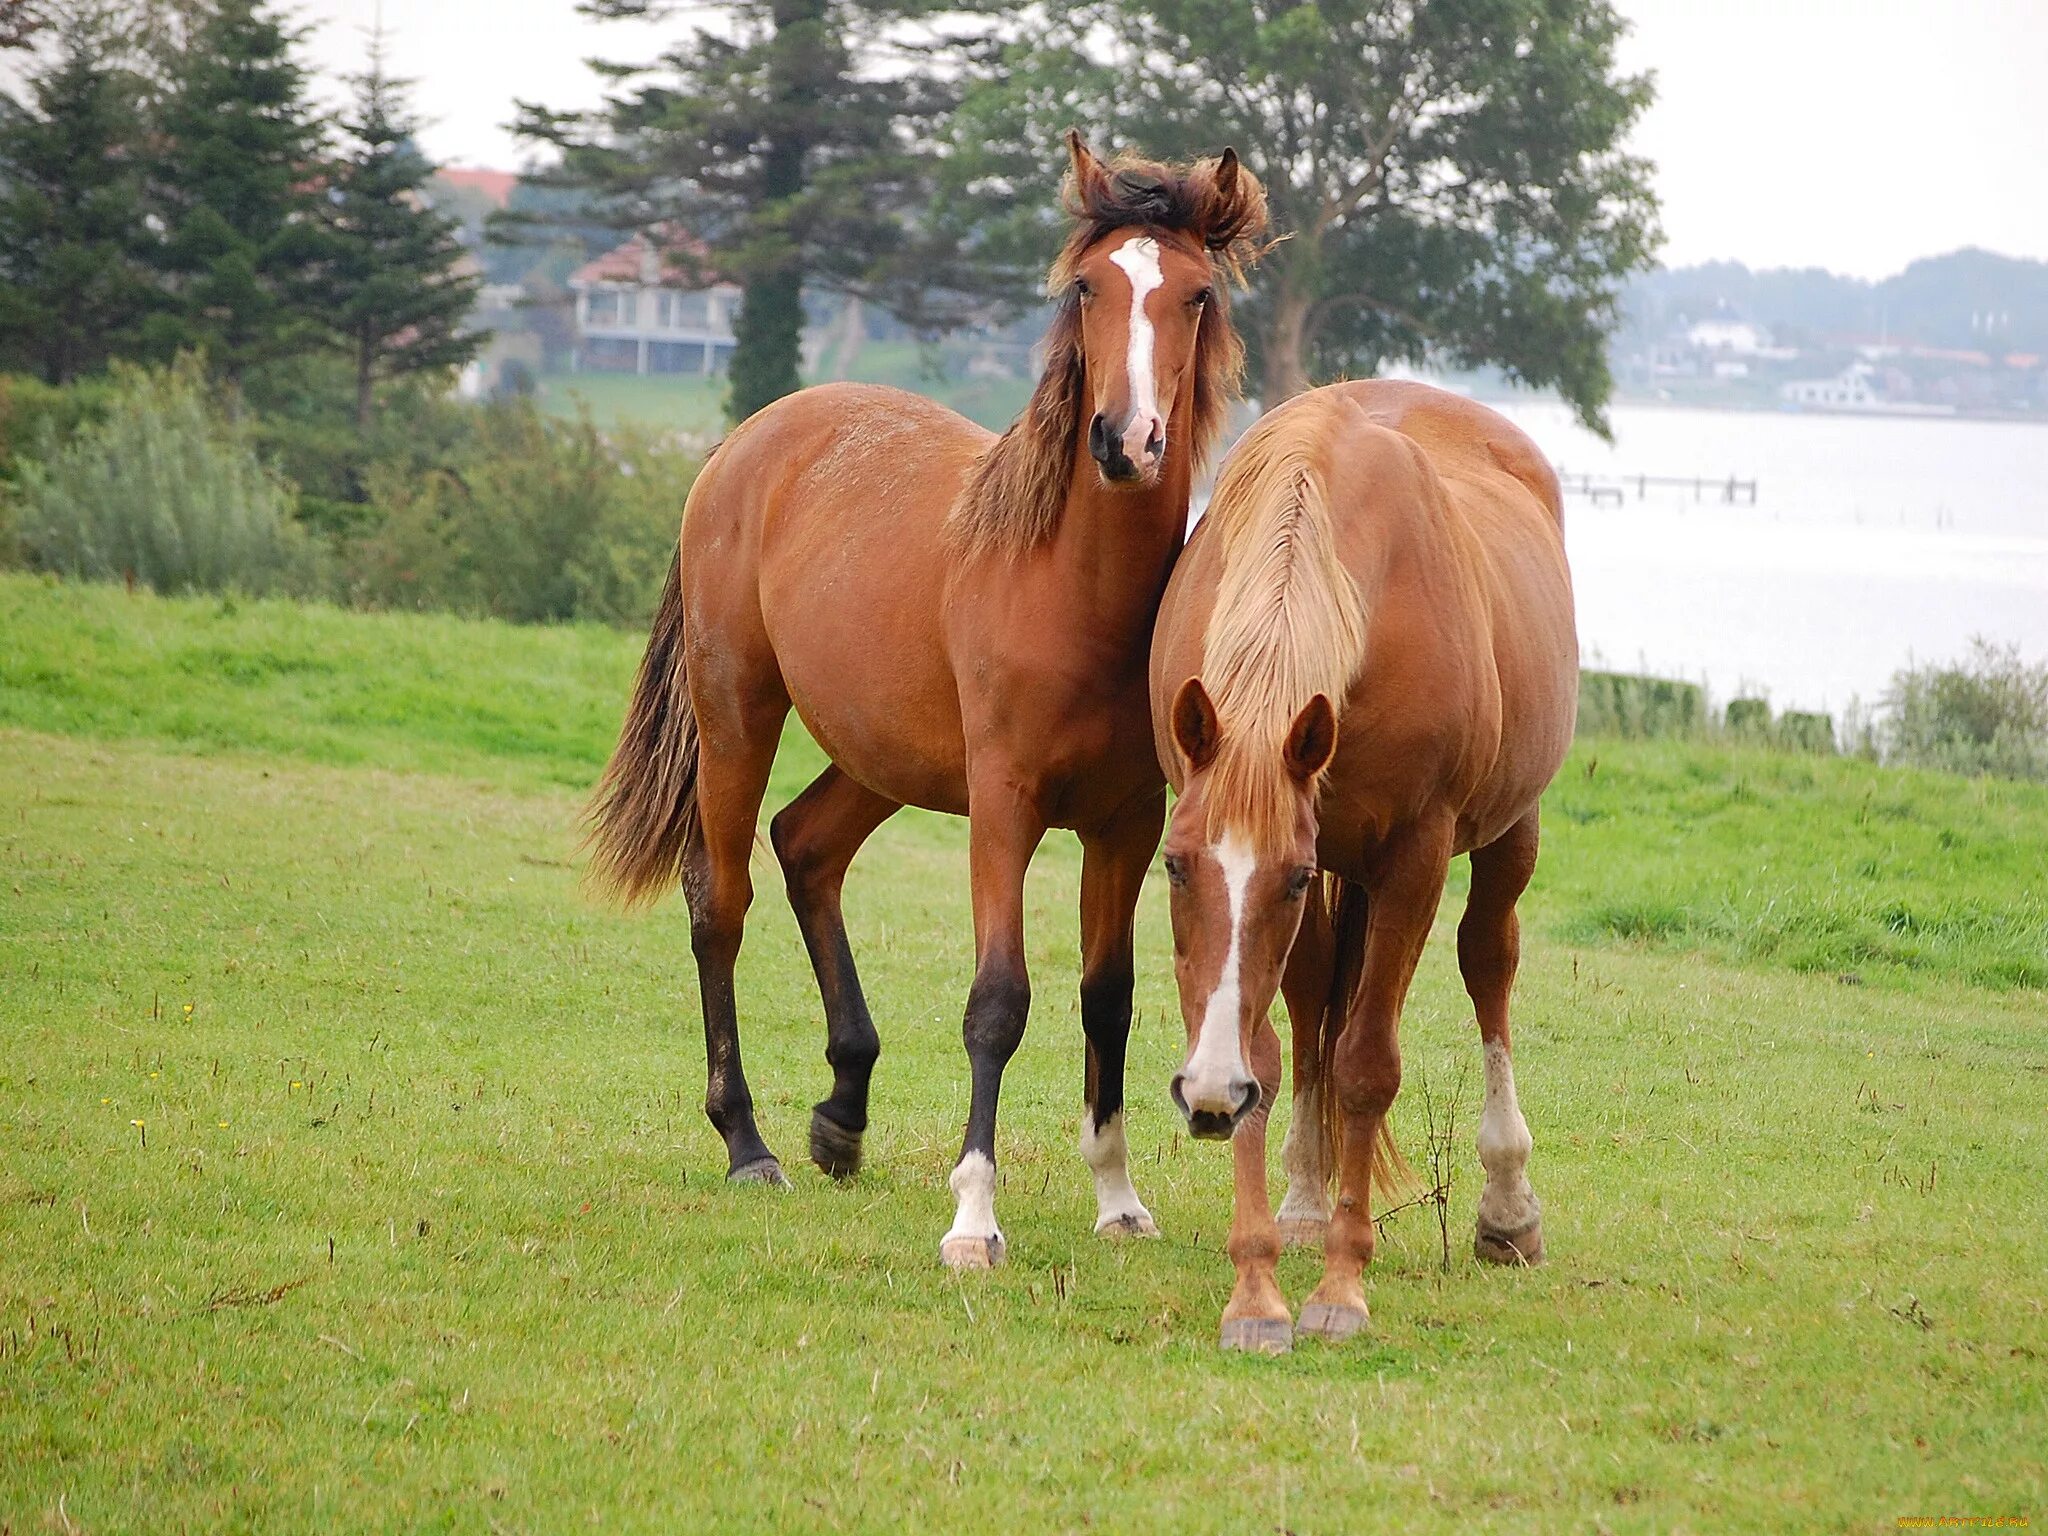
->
[1486,401,2048,716]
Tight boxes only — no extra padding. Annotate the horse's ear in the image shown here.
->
[1065,128,1109,208]
[1171,677,1222,773]
[1282,694,1338,783]
[1200,146,1268,258]
[1214,147,1239,200]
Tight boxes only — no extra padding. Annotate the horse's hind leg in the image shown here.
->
[1076,793,1163,1239]
[769,766,900,1180]
[1275,880,1336,1247]
[1460,811,1544,1265]
[685,676,791,1186]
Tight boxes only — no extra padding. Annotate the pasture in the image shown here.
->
[2,573,2044,1531]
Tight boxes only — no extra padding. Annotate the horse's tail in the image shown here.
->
[1317,875,1413,1204]
[583,544,700,907]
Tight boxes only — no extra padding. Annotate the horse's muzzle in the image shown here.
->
[1171,1071,1261,1140]
[1089,411,1161,483]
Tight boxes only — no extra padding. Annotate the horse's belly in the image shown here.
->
[759,524,973,816]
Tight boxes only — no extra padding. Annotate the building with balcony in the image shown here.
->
[568,229,741,376]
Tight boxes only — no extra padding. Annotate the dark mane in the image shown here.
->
[949,140,1270,557]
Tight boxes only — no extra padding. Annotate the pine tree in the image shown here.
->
[308,39,482,430]
[0,0,156,383]
[145,0,325,384]
[513,0,989,425]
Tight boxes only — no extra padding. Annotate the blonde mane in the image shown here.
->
[948,144,1268,558]
[1198,397,1370,849]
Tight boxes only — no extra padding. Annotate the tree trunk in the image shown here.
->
[1261,273,1313,407]
[355,336,375,431]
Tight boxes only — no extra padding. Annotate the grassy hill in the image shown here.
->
[2,574,2043,1530]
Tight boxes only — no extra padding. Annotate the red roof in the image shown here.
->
[435,168,517,209]
[570,225,719,288]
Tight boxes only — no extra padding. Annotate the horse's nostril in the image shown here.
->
[1234,1078,1261,1123]
[1088,413,1113,464]
[1168,1073,1190,1118]
[1146,422,1165,458]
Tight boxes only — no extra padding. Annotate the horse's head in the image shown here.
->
[1159,678,1338,1139]
[1053,133,1267,487]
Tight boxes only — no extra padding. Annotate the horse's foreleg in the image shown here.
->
[1076,793,1164,1239]
[1275,879,1336,1246]
[770,766,900,1180]
[1219,1007,1290,1353]
[685,692,790,1186]
[1460,811,1544,1266]
[940,788,1047,1269]
[1299,824,1451,1342]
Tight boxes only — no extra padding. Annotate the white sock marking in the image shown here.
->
[1476,1038,1538,1233]
[944,1151,1001,1245]
[1183,834,1255,1107]
[1080,1111,1155,1232]
[1277,1082,1329,1225]
[1109,236,1164,456]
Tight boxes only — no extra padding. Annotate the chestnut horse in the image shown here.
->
[1148,380,1577,1350]
[586,135,1268,1266]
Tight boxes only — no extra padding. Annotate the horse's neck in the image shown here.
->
[1042,366,1200,627]
[1047,458,1191,628]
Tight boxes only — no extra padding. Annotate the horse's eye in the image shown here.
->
[1163,854,1189,888]
[1191,287,1212,308]
[1075,278,1093,300]
[1285,866,1315,899]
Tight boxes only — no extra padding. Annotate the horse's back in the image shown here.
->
[1318,380,1563,526]
[1301,382,1577,852]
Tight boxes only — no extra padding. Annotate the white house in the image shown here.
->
[1781,361,1882,409]
[568,229,741,376]
[1686,317,1773,355]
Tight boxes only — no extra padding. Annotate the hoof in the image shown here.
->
[728,1156,792,1189]
[808,1108,864,1181]
[1094,1211,1161,1239]
[1275,1216,1328,1249]
[1475,1219,1545,1267]
[1219,1316,1292,1355]
[939,1233,1005,1270]
[1297,1300,1369,1342]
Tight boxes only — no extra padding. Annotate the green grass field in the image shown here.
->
[3,573,2044,1532]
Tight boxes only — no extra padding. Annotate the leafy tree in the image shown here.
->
[512,0,987,424]
[0,0,156,383]
[2,0,49,49]
[307,39,483,430]
[145,0,326,385]
[946,0,1661,428]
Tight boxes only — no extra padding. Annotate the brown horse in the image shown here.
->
[1148,380,1578,1351]
[586,135,1268,1266]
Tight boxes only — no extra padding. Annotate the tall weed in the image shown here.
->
[11,358,321,596]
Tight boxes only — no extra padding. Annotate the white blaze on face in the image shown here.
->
[1108,235,1166,467]
[1181,834,1255,1107]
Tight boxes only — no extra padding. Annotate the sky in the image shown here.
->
[278,0,2048,279]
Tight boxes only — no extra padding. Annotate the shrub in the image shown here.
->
[342,401,694,626]
[1879,640,2048,781]
[10,358,322,596]
[1577,670,1707,740]
[1725,697,1771,737]
[1777,711,1837,755]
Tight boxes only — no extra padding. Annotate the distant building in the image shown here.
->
[434,167,518,210]
[1781,361,1882,409]
[1686,318,1773,355]
[568,228,741,376]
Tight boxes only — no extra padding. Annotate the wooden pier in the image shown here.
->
[1556,470,1759,506]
